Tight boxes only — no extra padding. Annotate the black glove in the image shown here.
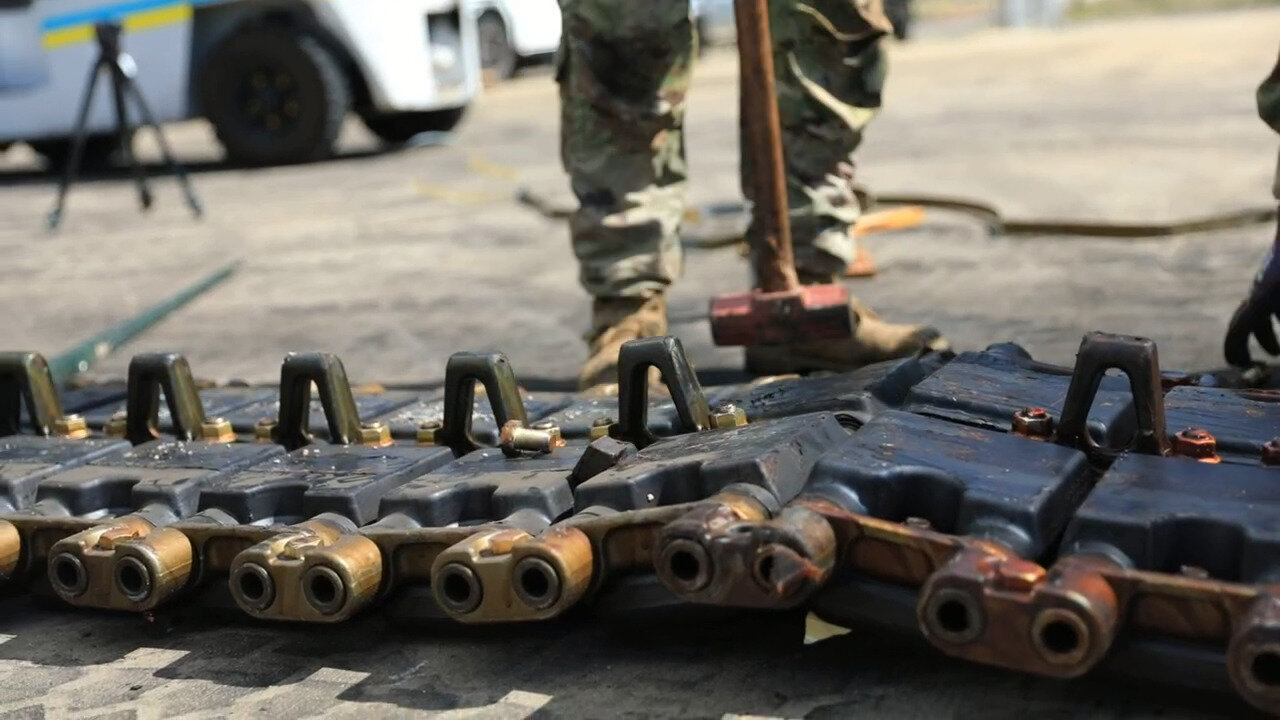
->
[1225,218,1280,368]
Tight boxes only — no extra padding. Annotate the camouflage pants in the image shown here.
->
[559,0,892,299]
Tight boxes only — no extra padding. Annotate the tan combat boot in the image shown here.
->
[745,276,948,374]
[579,295,669,390]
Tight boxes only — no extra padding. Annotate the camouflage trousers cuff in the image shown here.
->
[574,230,684,300]
[792,224,857,281]
[580,277,674,301]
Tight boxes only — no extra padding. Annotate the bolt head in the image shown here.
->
[104,412,128,438]
[359,421,392,447]
[1012,407,1054,438]
[709,404,748,430]
[416,419,443,446]
[53,414,90,440]
[200,417,235,444]
[589,418,615,441]
[1173,427,1217,460]
[253,418,277,443]
[1263,438,1280,467]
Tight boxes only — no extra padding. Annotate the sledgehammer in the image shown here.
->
[709,0,855,347]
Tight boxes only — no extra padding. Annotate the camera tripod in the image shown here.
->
[47,22,203,230]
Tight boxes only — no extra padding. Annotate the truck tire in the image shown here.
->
[477,12,517,81]
[361,108,467,146]
[200,28,350,166]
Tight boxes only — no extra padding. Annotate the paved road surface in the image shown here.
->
[0,9,1277,718]
[1,9,1277,385]
[0,598,1258,718]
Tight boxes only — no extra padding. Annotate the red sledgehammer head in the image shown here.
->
[710,284,855,347]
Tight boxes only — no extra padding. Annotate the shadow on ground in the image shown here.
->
[0,151,382,188]
[0,591,1261,718]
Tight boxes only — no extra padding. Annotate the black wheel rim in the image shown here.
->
[236,66,303,138]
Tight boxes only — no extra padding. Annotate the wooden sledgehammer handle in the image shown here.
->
[734,0,799,293]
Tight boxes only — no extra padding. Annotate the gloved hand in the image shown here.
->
[1225,220,1280,367]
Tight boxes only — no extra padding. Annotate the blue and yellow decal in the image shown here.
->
[41,0,222,50]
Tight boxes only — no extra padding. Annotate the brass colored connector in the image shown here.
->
[531,419,564,436]
[359,420,393,448]
[104,411,128,438]
[0,520,20,581]
[47,516,163,607]
[709,404,748,430]
[432,525,593,623]
[52,414,90,440]
[199,417,236,444]
[588,417,615,441]
[254,418,277,443]
[416,419,444,446]
[228,518,383,623]
[499,420,565,456]
[111,527,195,610]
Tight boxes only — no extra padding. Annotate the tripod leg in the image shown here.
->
[47,62,105,230]
[109,61,152,211]
[125,77,203,218]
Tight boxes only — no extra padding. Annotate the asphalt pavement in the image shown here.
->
[0,8,1278,717]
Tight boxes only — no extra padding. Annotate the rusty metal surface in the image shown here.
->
[230,515,382,623]
[3,339,1280,714]
[1166,386,1280,464]
[903,344,1136,445]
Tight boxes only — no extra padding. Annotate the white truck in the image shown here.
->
[466,1,752,82]
[468,0,559,80]
[0,0,482,166]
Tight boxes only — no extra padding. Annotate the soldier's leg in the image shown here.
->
[560,0,695,298]
[744,0,946,373]
[769,0,890,279]
[559,0,695,388]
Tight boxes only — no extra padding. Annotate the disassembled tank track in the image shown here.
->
[1,332,1278,715]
